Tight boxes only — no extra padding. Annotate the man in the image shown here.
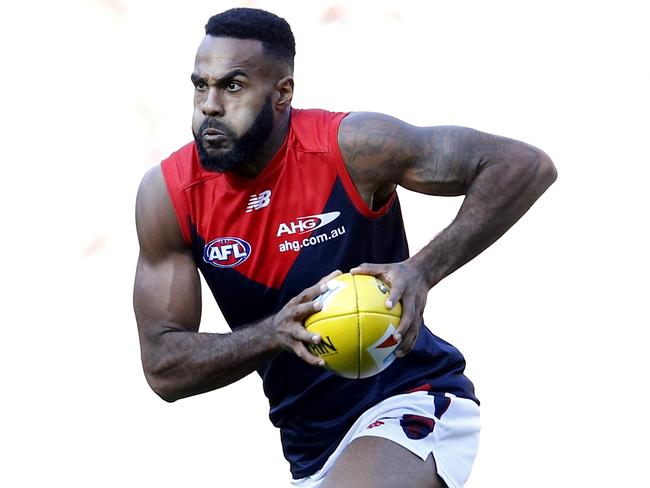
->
[134,8,556,488]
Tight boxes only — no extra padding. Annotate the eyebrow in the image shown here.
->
[191,69,249,85]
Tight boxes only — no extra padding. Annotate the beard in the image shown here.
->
[193,96,274,173]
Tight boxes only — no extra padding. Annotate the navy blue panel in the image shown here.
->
[189,179,477,480]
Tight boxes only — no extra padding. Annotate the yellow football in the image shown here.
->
[305,273,402,379]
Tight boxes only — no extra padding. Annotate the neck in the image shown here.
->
[231,108,291,179]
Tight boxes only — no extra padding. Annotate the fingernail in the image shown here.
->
[312,335,321,343]
[395,350,404,358]
[314,301,322,310]
[393,332,402,342]
[318,360,325,367]
[386,300,393,309]
[320,284,327,292]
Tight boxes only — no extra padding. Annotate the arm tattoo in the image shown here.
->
[338,113,414,188]
[339,112,512,196]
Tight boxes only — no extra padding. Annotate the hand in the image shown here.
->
[271,269,343,367]
[350,260,430,357]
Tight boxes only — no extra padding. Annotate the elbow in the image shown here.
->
[515,146,557,197]
[145,370,181,403]
[536,150,558,189]
[150,378,181,403]
[142,356,184,403]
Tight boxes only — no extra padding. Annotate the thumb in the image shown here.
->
[350,262,386,276]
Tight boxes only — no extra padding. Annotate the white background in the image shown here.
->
[2,0,648,486]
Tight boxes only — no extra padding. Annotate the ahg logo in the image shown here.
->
[276,211,340,236]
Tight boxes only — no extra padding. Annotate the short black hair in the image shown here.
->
[205,8,295,70]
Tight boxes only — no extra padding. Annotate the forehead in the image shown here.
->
[194,36,268,77]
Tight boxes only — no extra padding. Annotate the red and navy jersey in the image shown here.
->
[161,109,477,479]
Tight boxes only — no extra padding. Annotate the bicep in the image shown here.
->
[133,166,202,347]
[134,250,202,337]
[339,112,520,197]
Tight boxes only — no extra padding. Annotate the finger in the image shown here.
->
[396,296,425,355]
[350,262,385,276]
[299,269,343,303]
[350,263,399,309]
[396,313,421,355]
[292,340,326,367]
[394,298,416,342]
[385,280,405,310]
[321,268,343,282]
[396,327,418,357]
[289,319,323,345]
[293,299,324,322]
[395,324,415,357]
[407,324,420,351]
[317,269,343,291]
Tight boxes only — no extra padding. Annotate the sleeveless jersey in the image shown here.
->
[161,108,478,479]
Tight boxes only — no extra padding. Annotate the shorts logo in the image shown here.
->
[203,237,251,268]
[276,211,340,236]
[400,414,435,440]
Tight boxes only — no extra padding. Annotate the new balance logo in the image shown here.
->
[246,190,272,213]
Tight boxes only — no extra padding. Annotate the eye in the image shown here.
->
[195,80,207,91]
[226,81,242,93]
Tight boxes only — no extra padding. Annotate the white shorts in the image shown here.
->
[291,391,480,488]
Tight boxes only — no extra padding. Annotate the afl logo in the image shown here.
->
[203,237,251,268]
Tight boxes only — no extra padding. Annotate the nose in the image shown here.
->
[202,87,224,117]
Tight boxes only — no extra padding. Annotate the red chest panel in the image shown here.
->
[191,144,339,289]
[162,109,371,290]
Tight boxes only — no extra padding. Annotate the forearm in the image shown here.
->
[142,318,278,402]
[413,145,557,286]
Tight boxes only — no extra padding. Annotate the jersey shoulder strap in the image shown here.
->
[160,142,216,244]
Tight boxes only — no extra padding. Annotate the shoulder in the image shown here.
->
[136,164,167,209]
[291,108,347,126]
[136,164,188,257]
[338,112,421,163]
[336,112,422,193]
[289,108,348,153]
[160,141,214,190]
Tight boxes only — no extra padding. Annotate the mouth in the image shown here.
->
[203,127,225,136]
[202,128,229,147]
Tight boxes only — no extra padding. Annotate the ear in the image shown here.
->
[275,76,294,109]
